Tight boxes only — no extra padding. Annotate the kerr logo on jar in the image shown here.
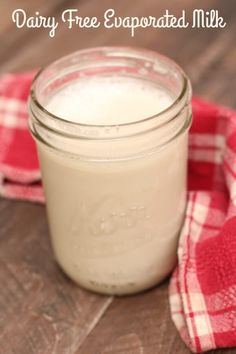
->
[88,196,151,237]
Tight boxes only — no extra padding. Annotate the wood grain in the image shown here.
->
[0,0,236,353]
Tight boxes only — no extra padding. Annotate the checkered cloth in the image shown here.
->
[1,73,236,353]
[170,99,236,352]
[0,73,43,202]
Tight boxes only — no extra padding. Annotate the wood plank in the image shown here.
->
[0,0,76,71]
[0,199,112,354]
[77,282,236,354]
[1,0,235,78]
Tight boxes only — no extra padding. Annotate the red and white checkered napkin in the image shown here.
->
[0,73,43,202]
[170,98,236,352]
[1,73,236,352]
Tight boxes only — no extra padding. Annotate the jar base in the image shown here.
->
[56,258,174,296]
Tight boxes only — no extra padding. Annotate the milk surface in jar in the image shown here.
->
[29,47,192,295]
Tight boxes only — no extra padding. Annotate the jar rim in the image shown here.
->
[29,46,190,133]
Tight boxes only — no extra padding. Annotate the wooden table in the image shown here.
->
[1,1,236,353]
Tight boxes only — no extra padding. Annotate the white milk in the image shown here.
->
[37,76,188,295]
[46,77,172,124]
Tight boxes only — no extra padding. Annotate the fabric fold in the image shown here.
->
[170,99,236,352]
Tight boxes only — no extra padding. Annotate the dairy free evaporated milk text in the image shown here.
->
[37,74,188,295]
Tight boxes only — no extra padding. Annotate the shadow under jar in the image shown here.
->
[29,47,192,295]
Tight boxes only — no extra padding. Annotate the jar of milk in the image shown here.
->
[29,47,192,295]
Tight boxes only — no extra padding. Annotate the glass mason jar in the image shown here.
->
[29,47,192,295]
